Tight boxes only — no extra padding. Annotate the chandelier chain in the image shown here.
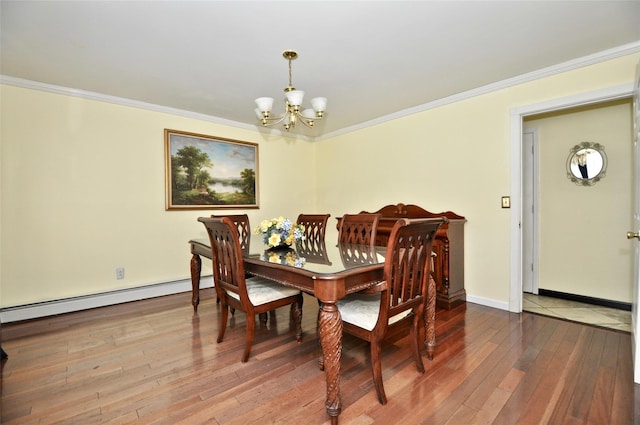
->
[288,57,293,89]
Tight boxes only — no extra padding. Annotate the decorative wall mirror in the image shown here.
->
[566,142,607,186]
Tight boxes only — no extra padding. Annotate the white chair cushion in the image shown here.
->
[337,293,412,331]
[227,276,301,305]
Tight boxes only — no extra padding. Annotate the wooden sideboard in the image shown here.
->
[338,203,466,310]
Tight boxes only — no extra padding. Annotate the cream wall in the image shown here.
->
[524,100,633,303]
[1,53,639,310]
[316,53,639,308]
[0,86,317,307]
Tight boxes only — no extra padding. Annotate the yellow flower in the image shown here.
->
[260,220,271,232]
[275,216,285,229]
[284,234,294,245]
[268,233,282,247]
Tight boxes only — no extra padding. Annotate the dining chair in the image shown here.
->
[296,214,331,264]
[212,214,251,255]
[206,214,252,309]
[336,217,445,404]
[338,213,381,246]
[198,216,303,362]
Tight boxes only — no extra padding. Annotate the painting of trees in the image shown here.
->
[165,130,258,209]
[174,145,212,190]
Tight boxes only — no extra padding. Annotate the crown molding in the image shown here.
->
[315,40,640,141]
[0,75,316,142]
[3,40,639,143]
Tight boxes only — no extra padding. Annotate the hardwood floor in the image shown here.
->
[1,289,637,424]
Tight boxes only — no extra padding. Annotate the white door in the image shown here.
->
[522,129,538,294]
[631,63,640,384]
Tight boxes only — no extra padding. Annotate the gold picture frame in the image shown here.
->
[164,129,259,210]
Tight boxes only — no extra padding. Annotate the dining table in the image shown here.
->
[188,234,438,424]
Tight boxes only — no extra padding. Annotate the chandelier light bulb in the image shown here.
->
[301,109,315,119]
[311,97,327,113]
[255,97,274,114]
[285,90,304,107]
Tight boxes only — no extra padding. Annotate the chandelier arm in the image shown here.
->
[295,112,315,129]
[260,113,288,127]
[298,119,314,129]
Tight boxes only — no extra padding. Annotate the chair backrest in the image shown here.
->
[295,214,331,265]
[212,214,251,255]
[377,217,445,329]
[338,213,381,246]
[198,217,247,301]
[296,214,330,241]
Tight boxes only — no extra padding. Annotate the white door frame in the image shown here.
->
[631,65,640,383]
[509,83,634,313]
[522,128,538,294]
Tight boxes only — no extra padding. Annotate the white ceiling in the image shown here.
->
[2,1,640,140]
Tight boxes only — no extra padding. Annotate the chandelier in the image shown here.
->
[254,50,327,131]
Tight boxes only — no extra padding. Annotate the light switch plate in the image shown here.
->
[501,196,510,208]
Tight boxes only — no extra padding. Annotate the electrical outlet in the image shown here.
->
[116,267,125,280]
[501,196,511,208]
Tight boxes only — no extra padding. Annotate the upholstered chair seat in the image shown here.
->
[227,277,302,305]
[337,293,412,331]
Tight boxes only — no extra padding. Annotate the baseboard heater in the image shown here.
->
[0,276,214,324]
[538,289,631,311]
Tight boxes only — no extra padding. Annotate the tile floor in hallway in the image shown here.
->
[523,292,632,333]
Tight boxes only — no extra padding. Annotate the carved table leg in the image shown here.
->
[190,253,202,312]
[425,273,437,360]
[318,301,342,423]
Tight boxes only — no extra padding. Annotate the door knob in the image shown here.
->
[628,231,640,240]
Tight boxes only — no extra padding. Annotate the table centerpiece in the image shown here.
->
[254,216,305,250]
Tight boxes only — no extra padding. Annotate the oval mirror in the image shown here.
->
[566,142,607,186]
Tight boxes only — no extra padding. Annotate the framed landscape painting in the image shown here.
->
[164,129,259,210]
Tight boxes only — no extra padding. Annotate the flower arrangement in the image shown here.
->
[255,216,306,248]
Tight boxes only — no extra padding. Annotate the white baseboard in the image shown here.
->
[1,280,509,324]
[466,295,510,311]
[0,276,214,323]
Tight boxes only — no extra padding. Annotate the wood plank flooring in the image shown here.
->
[1,289,637,424]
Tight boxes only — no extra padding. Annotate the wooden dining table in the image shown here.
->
[188,236,438,424]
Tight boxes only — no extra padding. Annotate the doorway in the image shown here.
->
[509,83,635,314]
[519,100,633,332]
